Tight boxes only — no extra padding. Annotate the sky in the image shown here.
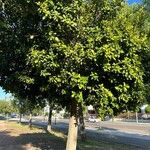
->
[128,0,141,4]
[0,87,12,100]
[0,0,142,100]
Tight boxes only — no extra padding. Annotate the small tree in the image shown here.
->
[0,100,14,116]
[145,105,150,113]
[12,98,28,123]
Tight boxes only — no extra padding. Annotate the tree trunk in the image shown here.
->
[66,100,78,150]
[29,113,32,128]
[136,112,138,124]
[19,112,22,124]
[78,103,86,141]
[54,116,56,125]
[127,110,130,119]
[112,112,114,122]
[47,104,52,132]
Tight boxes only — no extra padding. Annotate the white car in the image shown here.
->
[88,116,99,123]
[141,114,150,119]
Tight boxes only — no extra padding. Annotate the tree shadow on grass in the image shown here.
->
[0,130,66,150]
[77,139,146,150]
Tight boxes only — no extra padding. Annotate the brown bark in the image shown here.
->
[47,105,52,132]
[29,113,32,128]
[66,100,78,150]
[127,110,130,119]
[78,103,86,141]
[54,117,56,125]
[19,113,22,124]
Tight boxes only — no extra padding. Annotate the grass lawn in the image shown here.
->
[0,120,145,150]
[78,139,143,150]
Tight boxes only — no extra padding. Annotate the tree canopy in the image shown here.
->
[28,0,149,116]
[0,100,15,114]
[0,0,150,149]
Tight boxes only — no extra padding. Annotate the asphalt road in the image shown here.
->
[86,121,150,135]
[31,118,150,150]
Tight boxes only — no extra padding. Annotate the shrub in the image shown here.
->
[145,105,150,113]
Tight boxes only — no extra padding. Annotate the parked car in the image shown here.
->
[0,115,6,120]
[88,116,99,123]
[141,114,150,119]
[10,114,17,118]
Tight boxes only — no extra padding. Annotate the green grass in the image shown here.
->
[78,139,143,150]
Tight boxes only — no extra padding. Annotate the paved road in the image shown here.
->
[31,119,150,150]
[86,121,150,135]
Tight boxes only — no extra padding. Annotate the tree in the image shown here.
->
[0,0,48,128]
[0,100,14,115]
[143,0,150,103]
[29,1,92,149]
[12,95,45,126]
[29,0,149,149]
[132,0,150,105]
[84,0,149,117]
[11,98,27,123]
[78,102,86,140]
[1,0,149,150]
[145,105,150,113]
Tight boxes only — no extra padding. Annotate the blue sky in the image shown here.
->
[128,0,141,4]
[0,0,142,100]
[0,87,11,100]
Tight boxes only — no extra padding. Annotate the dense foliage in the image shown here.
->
[28,0,149,117]
[145,105,150,113]
[0,0,150,149]
[0,100,15,114]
